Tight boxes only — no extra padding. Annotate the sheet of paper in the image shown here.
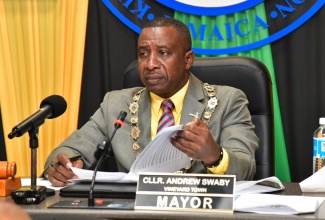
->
[70,167,136,183]
[21,178,63,191]
[235,194,325,215]
[300,166,325,192]
[129,125,191,174]
[236,176,284,194]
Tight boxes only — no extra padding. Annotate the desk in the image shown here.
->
[1,183,325,220]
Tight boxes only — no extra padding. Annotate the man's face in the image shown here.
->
[137,27,193,98]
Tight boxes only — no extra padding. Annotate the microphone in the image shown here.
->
[114,111,127,129]
[88,111,127,206]
[8,95,67,139]
[9,95,67,205]
[90,111,127,170]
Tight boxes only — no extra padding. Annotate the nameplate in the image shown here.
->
[134,173,235,213]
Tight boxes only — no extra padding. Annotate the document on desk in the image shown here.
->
[235,194,325,215]
[300,166,325,192]
[236,176,285,194]
[70,125,191,183]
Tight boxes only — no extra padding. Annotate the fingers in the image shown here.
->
[72,159,83,168]
[183,118,208,134]
[48,165,73,187]
[179,118,208,144]
[170,126,203,159]
[170,136,197,157]
[47,153,83,187]
[57,153,73,169]
[170,118,219,161]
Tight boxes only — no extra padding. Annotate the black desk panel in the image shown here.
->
[1,183,325,220]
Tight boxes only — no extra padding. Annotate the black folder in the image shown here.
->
[59,182,137,199]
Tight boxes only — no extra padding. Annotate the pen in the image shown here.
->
[50,154,83,167]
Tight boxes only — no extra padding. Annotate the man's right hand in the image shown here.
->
[47,153,83,187]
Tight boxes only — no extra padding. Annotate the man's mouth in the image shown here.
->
[146,76,162,85]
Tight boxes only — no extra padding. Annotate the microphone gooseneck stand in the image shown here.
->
[88,138,113,206]
[29,127,39,188]
[88,111,127,206]
[8,95,67,204]
[11,125,49,204]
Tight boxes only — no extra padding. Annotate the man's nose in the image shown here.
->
[147,54,160,69]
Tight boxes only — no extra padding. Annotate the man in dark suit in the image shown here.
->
[44,17,259,187]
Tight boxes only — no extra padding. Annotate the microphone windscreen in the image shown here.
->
[40,95,67,119]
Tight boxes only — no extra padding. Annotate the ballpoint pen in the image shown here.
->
[49,154,83,167]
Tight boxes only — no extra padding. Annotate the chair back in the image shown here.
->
[123,56,274,180]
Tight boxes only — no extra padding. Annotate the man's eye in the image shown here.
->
[139,51,148,57]
[160,51,168,56]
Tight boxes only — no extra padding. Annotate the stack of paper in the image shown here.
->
[235,194,324,215]
[71,125,190,183]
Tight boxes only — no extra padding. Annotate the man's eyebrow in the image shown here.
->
[138,45,170,50]
[156,45,170,50]
[138,45,149,50]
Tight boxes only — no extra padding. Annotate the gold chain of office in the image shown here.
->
[128,83,219,159]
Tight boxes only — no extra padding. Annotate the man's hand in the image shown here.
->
[47,153,83,187]
[170,118,221,166]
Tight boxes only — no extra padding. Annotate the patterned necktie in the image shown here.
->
[157,99,175,133]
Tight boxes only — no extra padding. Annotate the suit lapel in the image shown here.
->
[181,74,207,124]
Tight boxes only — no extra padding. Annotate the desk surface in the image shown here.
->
[1,183,325,220]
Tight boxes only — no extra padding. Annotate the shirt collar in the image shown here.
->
[150,80,189,117]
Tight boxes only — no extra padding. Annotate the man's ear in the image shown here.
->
[185,50,194,70]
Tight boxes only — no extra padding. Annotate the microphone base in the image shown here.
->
[11,185,47,204]
[48,199,134,210]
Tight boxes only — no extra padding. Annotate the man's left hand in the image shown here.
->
[170,118,221,165]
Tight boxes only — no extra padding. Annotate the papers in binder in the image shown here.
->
[129,125,190,175]
[70,125,191,183]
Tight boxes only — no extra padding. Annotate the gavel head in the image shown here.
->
[0,161,16,179]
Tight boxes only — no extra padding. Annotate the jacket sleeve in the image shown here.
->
[218,88,259,180]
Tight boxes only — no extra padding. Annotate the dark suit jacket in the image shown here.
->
[45,74,259,180]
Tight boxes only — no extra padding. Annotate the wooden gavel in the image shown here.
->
[0,161,21,197]
[0,161,16,179]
